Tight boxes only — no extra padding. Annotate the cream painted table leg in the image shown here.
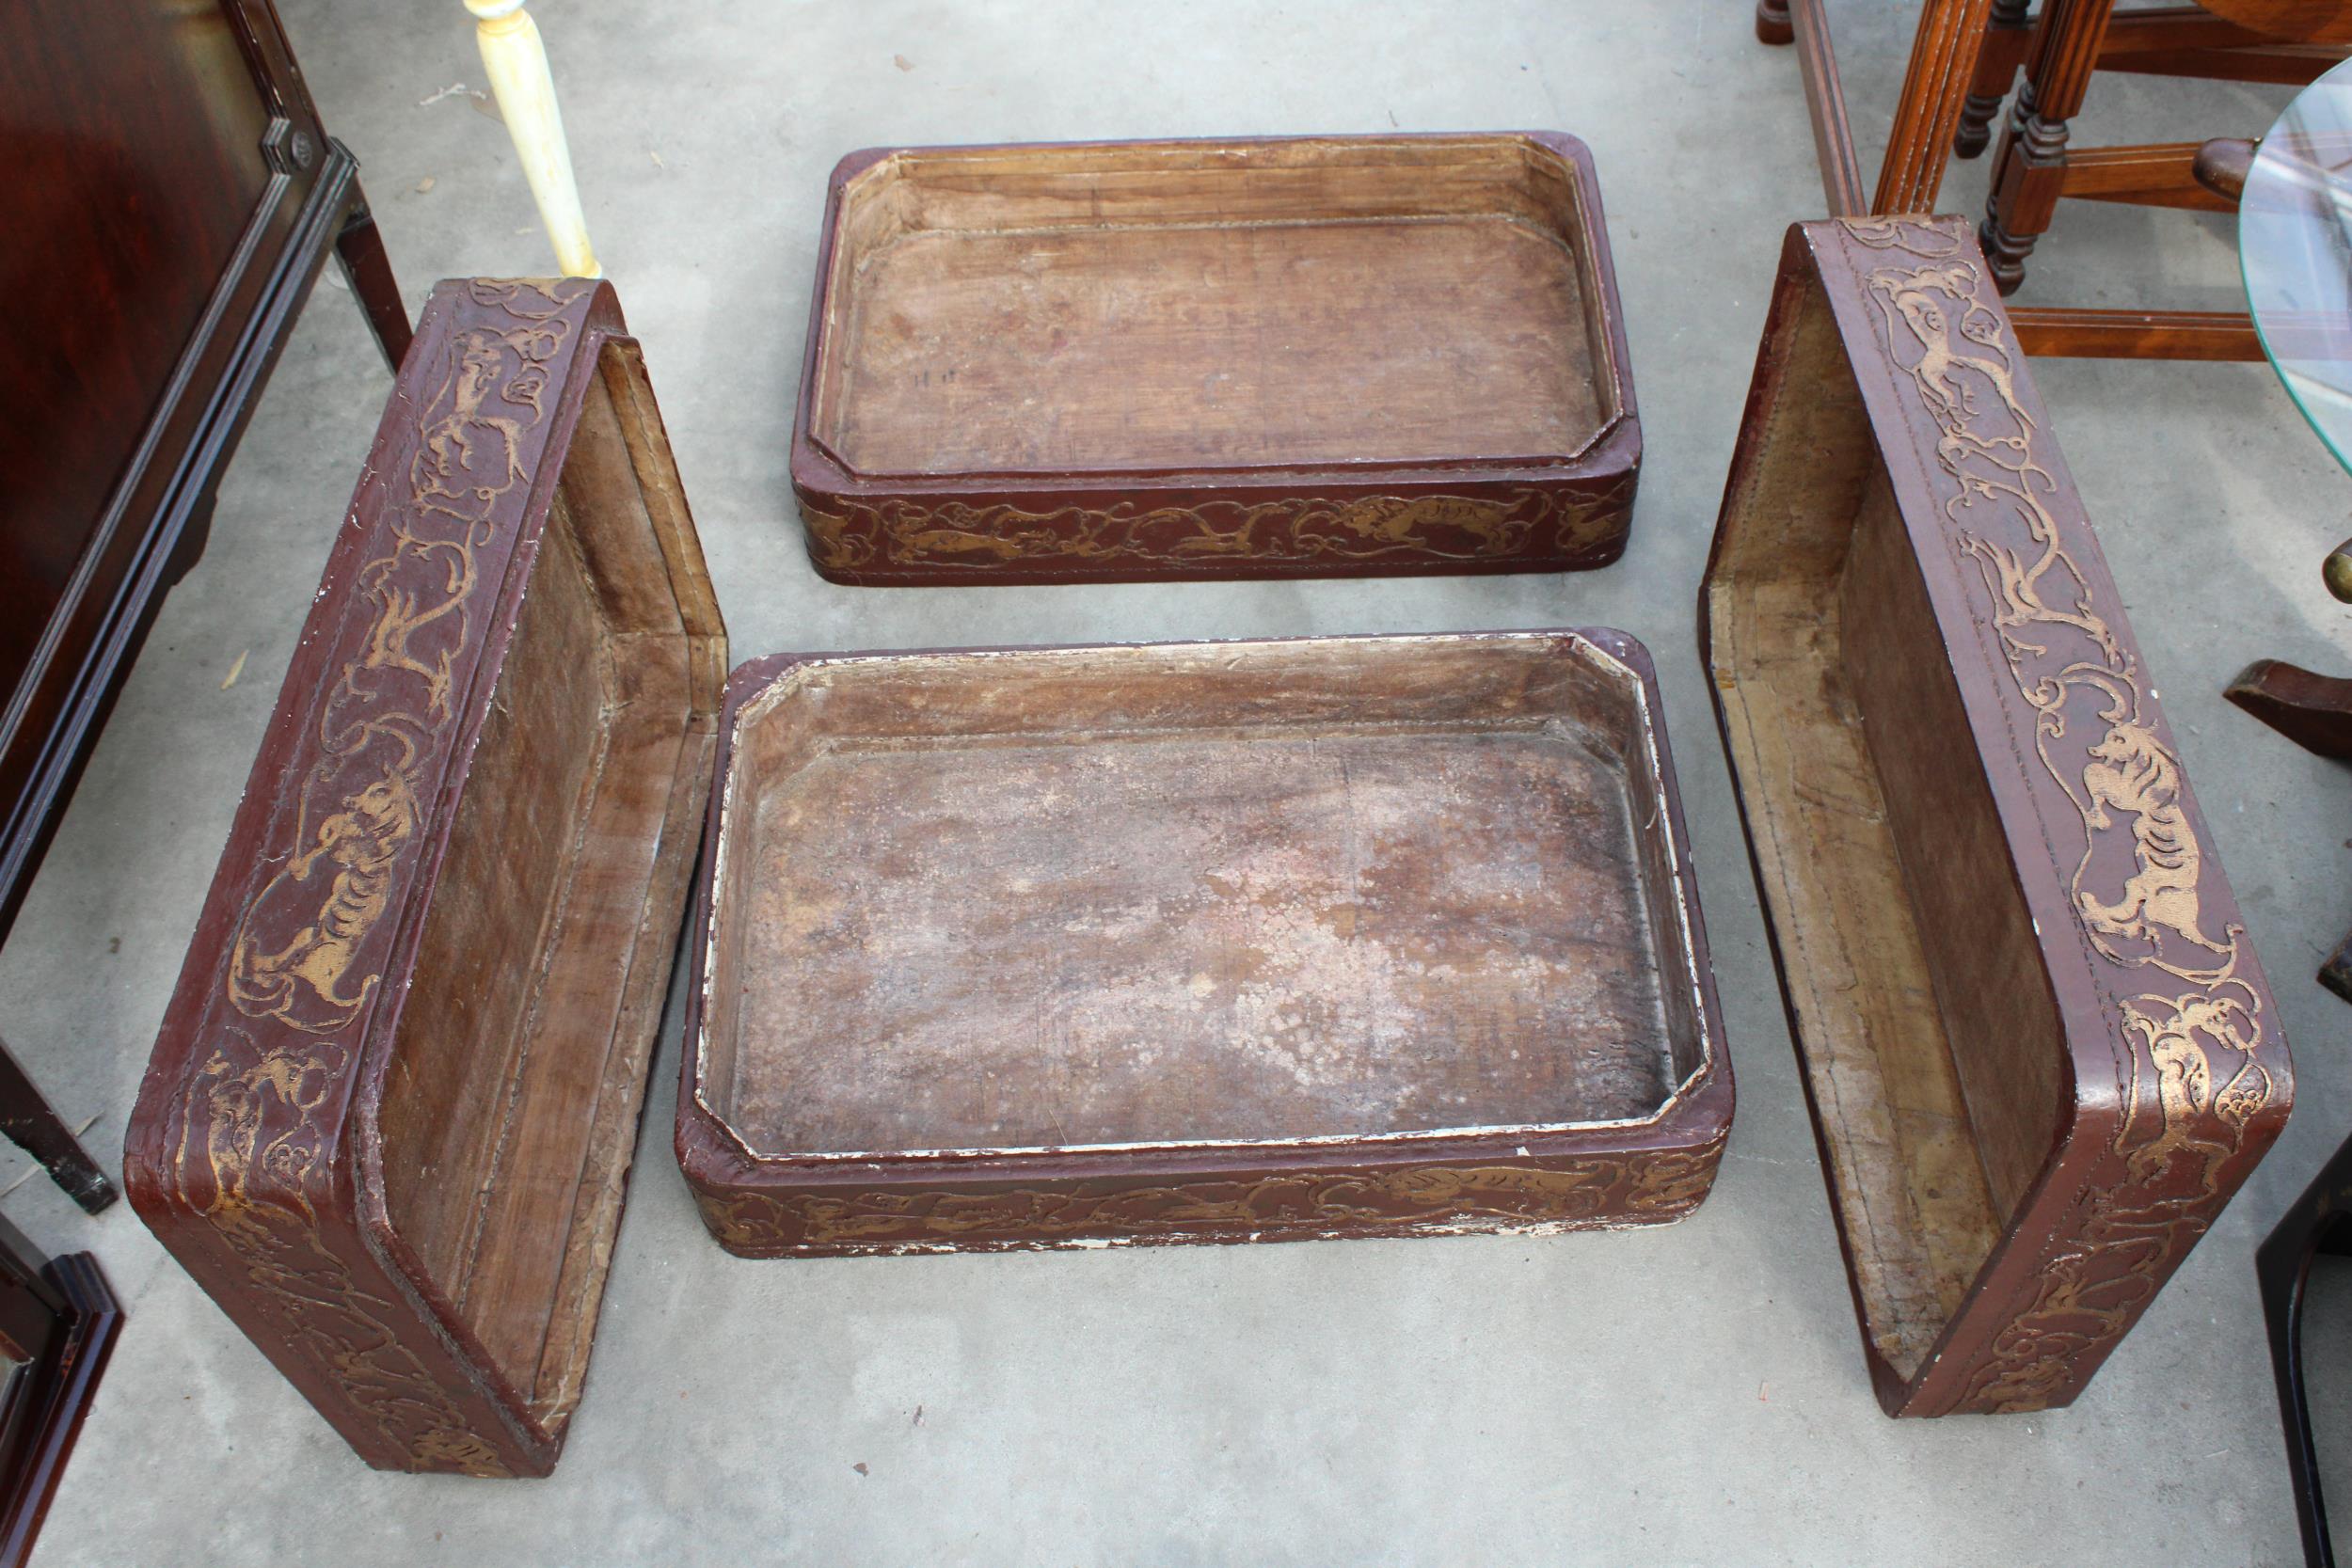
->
[466,0,600,277]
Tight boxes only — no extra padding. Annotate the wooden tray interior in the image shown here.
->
[373,341,722,1433]
[806,136,1621,478]
[1706,273,2068,1385]
[696,634,1709,1159]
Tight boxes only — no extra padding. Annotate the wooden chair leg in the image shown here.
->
[467,0,600,277]
[333,178,413,373]
[0,1039,112,1215]
[1956,0,2033,156]
[1757,0,1794,46]
[1983,0,2118,293]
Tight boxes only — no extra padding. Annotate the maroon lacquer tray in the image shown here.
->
[678,630,1731,1255]
[788,134,1642,585]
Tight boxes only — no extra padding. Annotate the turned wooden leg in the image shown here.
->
[0,1038,112,1215]
[334,180,413,372]
[467,0,600,277]
[1982,0,2117,293]
[1757,0,1794,46]
[1955,0,2032,157]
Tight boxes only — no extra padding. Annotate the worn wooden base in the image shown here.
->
[0,1254,120,1568]
[1756,0,1794,46]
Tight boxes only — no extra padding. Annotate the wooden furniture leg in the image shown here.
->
[1791,0,1867,215]
[1983,0,2120,293]
[467,0,599,277]
[1875,0,1999,212]
[0,1042,108,1215]
[332,178,412,372]
[1752,0,2311,356]
[1957,0,2035,156]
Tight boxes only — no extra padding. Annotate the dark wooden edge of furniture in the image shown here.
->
[1753,0,2274,359]
[0,0,415,1215]
[2258,1132,2352,1568]
[784,133,1644,586]
[122,277,724,1478]
[1701,215,2292,1415]
[0,10,411,947]
[676,628,1734,1258]
[0,1210,119,1568]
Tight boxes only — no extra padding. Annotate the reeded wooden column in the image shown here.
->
[1872,0,1998,214]
[1980,0,2117,293]
[467,0,599,277]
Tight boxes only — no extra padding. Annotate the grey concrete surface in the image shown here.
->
[8,2,2349,1562]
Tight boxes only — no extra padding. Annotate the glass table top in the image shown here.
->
[2244,55,2352,476]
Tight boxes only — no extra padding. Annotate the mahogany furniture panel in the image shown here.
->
[0,0,411,1212]
[1702,215,2292,1415]
[124,278,725,1476]
[790,135,1641,585]
[679,630,1731,1257]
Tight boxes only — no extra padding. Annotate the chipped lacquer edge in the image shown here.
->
[785,133,1643,586]
[1706,216,2291,1417]
[675,628,1733,1258]
[124,278,613,1477]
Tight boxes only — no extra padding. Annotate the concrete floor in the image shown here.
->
[11,2,2352,1562]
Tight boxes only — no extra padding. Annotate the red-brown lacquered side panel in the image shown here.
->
[124,279,615,1477]
[787,133,1642,586]
[677,629,1732,1258]
[1702,216,2291,1417]
[685,1135,1728,1259]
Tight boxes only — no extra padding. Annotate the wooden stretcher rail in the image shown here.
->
[2009,306,2263,359]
